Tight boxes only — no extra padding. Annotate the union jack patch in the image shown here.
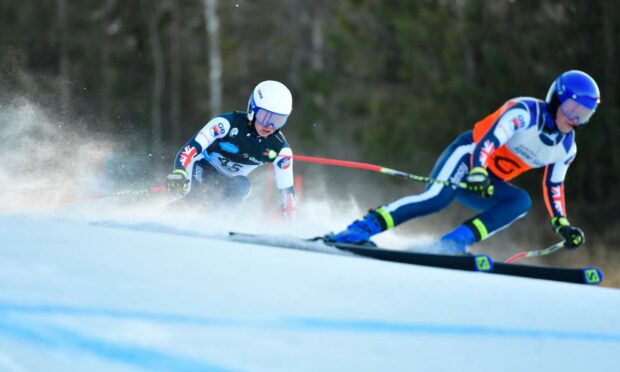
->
[180,145,197,169]
[478,140,496,167]
[551,185,565,216]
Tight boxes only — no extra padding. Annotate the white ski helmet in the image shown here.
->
[247,80,293,130]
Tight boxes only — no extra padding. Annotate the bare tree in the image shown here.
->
[57,0,70,113]
[146,1,165,160]
[99,0,116,117]
[169,0,182,146]
[203,0,222,116]
[310,4,325,72]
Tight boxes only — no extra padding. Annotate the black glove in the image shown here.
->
[166,169,189,195]
[465,167,494,198]
[552,217,585,249]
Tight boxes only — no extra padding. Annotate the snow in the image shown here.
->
[1,209,619,372]
[1,89,617,372]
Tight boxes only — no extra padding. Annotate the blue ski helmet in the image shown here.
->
[545,70,600,125]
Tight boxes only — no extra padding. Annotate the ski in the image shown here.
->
[491,262,603,285]
[229,232,493,272]
[228,232,603,285]
[323,240,493,272]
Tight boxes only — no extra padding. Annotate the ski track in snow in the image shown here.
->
[1,205,619,372]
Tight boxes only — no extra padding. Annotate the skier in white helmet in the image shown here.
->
[166,80,297,220]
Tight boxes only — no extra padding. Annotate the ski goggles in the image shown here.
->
[559,98,595,125]
[254,108,289,130]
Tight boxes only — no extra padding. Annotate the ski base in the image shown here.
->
[229,232,603,285]
[492,263,603,285]
[229,232,492,272]
[325,240,493,272]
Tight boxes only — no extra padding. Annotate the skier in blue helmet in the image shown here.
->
[327,70,600,254]
[546,70,600,126]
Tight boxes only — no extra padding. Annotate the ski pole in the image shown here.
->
[56,184,168,204]
[504,241,565,263]
[107,185,167,199]
[267,153,467,189]
[3,185,169,212]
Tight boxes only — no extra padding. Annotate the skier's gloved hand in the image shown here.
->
[552,217,585,249]
[166,169,189,195]
[465,167,494,198]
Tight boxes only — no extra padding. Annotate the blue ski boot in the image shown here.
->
[431,225,477,255]
[328,212,385,245]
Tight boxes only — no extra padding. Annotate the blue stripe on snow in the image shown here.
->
[0,316,231,372]
[286,317,620,343]
[2,302,620,345]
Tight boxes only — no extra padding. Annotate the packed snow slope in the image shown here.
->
[1,209,619,372]
[2,90,619,372]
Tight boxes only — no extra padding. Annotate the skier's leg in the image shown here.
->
[182,160,250,206]
[171,159,210,205]
[440,179,532,251]
[329,131,475,244]
[223,176,252,202]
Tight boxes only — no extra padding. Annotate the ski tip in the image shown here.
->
[582,267,604,285]
[473,254,494,272]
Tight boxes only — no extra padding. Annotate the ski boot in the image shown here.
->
[326,211,385,246]
[429,225,477,255]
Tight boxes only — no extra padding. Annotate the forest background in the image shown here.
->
[1,0,618,283]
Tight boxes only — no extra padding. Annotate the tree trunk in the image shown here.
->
[147,1,165,161]
[57,0,70,114]
[203,0,222,116]
[286,0,306,89]
[310,6,324,72]
[100,0,115,118]
[170,0,182,146]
